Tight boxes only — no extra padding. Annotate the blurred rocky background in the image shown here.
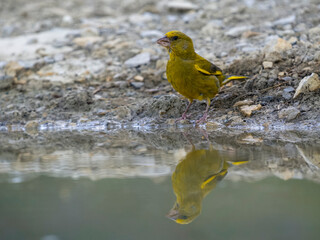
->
[0,0,320,128]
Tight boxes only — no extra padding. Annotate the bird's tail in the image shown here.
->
[221,75,248,86]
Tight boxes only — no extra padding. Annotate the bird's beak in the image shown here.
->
[157,36,170,48]
[166,209,179,221]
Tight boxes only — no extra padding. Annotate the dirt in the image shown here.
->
[1,0,320,131]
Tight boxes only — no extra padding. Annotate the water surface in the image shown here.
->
[0,126,319,240]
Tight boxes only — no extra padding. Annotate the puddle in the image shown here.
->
[0,126,319,239]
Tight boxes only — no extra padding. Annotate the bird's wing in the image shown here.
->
[200,169,228,189]
[194,56,223,78]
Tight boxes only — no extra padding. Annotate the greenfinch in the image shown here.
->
[167,146,248,224]
[157,31,247,123]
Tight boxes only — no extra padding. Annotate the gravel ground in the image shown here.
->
[0,0,320,130]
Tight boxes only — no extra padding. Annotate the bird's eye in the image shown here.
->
[172,36,179,41]
[180,215,188,220]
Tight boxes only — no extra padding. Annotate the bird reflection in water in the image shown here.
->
[167,134,248,224]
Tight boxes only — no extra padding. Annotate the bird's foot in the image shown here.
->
[196,113,208,124]
[175,113,191,122]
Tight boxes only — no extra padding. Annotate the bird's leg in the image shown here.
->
[196,98,211,124]
[176,100,193,121]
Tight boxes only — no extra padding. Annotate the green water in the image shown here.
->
[0,128,319,240]
[1,177,319,240]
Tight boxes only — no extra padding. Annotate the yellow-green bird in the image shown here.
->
[167,146,248,224]
[157,31,247,123]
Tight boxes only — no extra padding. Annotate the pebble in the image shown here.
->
[272,15,296,26]
[282,92,292,100]
[130,82,144,89]
[263,61,273,69]
[225,25,253,37]
[288,36,298,45]
[239,104,262,117]
[239,134,263,144]
[264,37,292,58]
[206,121,223,130]
[4,61,24,76]
[134,75,144,81]
[140,30,163,38]
[293,73,320,99]
[283,86,295,93]
[278,107,300,121]
[314,51,320,62]
[73,36,103,47]
[25,120,39,134]
[282,86,295,100]
[233,99,254,107]
[166,1,199,12]
[0,61,7,69]
[124,52,151,67]
[0,75,14,90]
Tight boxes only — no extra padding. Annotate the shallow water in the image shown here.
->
[0,126,319,240]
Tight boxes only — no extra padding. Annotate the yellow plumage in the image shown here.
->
[157,31,247,123]
[167,146,248,224]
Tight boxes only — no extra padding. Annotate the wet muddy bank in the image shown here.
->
[1,0,320,131]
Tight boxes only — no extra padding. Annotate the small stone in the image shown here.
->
[4,61,24,76]
[225,25,253,37]
[0,75,14,90]
[283,86,295,93]
[263,61,273,69]
[278,107,300,121]
[25,120,39,134]
[166,118,176,125]
[96,110,108,116]
[73,36,103,47]
[278,72,285,77]
[282,76,292,81]
[233,99,254,107]
[140,30,163,38]
[124,52,151,67]
[131,82,144,89]
[272,15,296,26]
[239,104,262,117]
[62,15,73,24]
[293,73,320,99]
[282,92,292,100]
[288,36,298,44]
[308,27,320,39]
[272,38,292,52]
[314,51,320,62]
[206,121,223,129]
[264,37,292,61]
[242,31,260,38]
[167,1,199,12]
[115,106,131,119]
[134,75,144,81]
[239,134,263,144]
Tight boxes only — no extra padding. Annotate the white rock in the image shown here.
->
[0,28,78,61]
[239,104,262,117]
[264,37,292,61]
[225,25,253,37]
[293,73,320,98]
[233,99,254,107]
[73,36,103,47]
[278,107,300,120]
[124,52,151,67]
[273,15,296,25]
[140,30,163,38]
[263,61,273,69]
[167,1,199,11]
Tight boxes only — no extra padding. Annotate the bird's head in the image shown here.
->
[157,31,195,59]
[166,201,201,224]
